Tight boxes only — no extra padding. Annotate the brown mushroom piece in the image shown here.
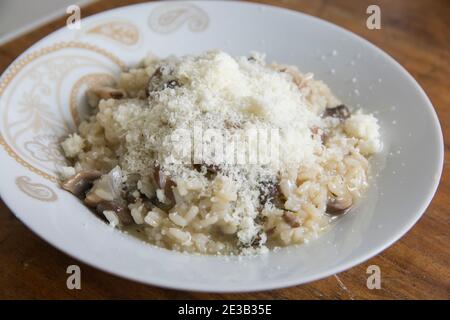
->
[193,163,221,179]
[152,166,177,210]
[310,126,328,144]
[147,66,181,95]
[87,86,127,107]
[258,179,282,207]
[282,211,301,228]
[96,201,133,226]
[323,104,351,120]
[250,230,265,248]
[326,192,353,215]
[258,178,285,211]
[61,170,102,197]
[266,226,276,236]
[147,67,163,94]
[84,166,124,207]
[163,179,177,205]
[166,79,180,89]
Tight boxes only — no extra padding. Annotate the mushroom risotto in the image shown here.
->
[60,51,381,255]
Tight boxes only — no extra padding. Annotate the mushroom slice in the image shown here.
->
[62,170,102,197]
[147,66,180,94]
[87,86,127,107]
[84,166,123,207]
[164,179,177,204]
[147,67,163,94]
[266,226,276,236]
[258,178,283,209]
[310,126,329,144]
[193,163,221,179]
[96,201,133,226]
[250,230,266,248]
[323,104,350,120]
[89,86,126,99]
[282,211,301,228]
[166,79,180,89]
[152,166,177,210]
[153,165,166,190]
[326,191,353,215]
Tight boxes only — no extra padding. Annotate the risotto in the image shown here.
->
[60,51,381,255]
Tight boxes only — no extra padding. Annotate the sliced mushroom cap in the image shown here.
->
[87,86,127,107]
[258,179,282,208]
[164,179,177,204]
[166,79,180,89]
[147,67,163,93]
[84,166,123,207]
[250,230,266,248]
[266,226,276,236]
[152,166,177,210]
[153,165,166,190]
[193,163,221,179]
[282,211,301,228]
[147,66,181,94]
[96,201,133,226]
[310,126,329,144]
[62,170,102,197]
[326,191,353,215]
[323,104,351,120]
[84,193,103,208]
[89,86,126,99]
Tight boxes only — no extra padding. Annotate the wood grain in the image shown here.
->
[0,0,449,300]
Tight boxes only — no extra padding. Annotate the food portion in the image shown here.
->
[60,51,381,255]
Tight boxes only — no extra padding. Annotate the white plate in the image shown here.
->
[0,1,443,292]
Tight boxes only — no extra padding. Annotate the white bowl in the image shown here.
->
[0,1,443,292]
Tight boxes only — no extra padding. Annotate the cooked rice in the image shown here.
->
[60,51,381,255]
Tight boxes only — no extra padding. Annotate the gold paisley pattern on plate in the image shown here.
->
[15,176,58,202]
[0,42,125,182]
[24,134,66,164]
[70,73,116,125]
[0,136,56,181]
[148,2,209,34]
[87,21,139,45]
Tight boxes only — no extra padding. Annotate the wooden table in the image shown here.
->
[0,0,449,300]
